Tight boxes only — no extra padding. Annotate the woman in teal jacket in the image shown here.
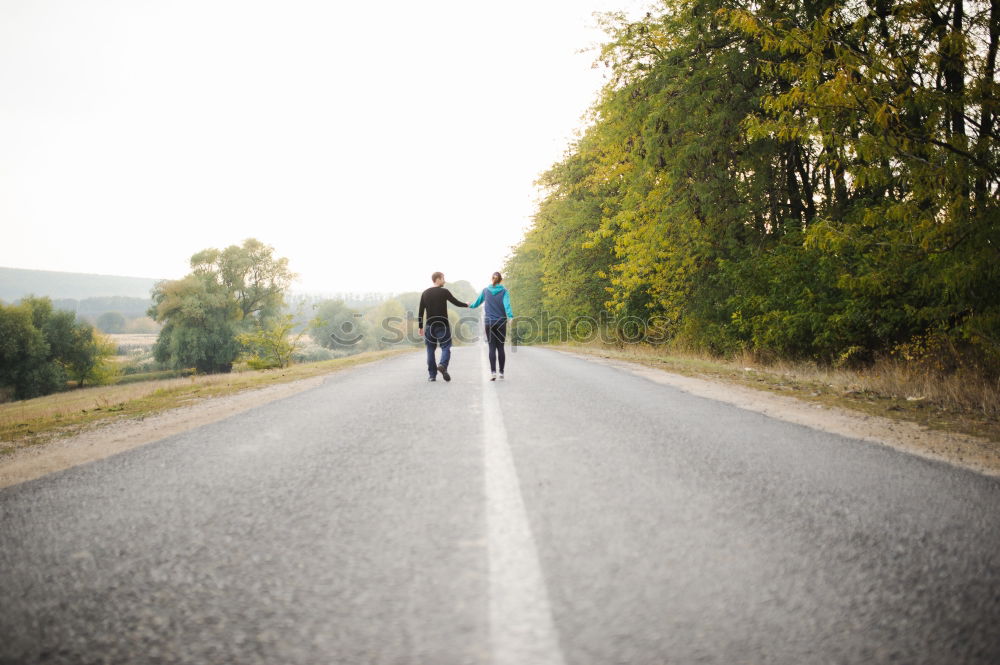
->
[468,272,514,380]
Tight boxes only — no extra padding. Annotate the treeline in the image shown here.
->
[51,297,160,334]
[506,0,999,372]
[0,297,159,335]
[52,296,151,319]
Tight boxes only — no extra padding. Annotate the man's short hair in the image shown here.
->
[431,271,444,283]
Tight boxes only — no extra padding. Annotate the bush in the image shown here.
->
[237,315,302,369]
[292,343,336,363]
[0,297,116,398]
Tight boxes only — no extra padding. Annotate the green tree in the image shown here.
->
[150,274,242,373]
[728,0,1000,364]
[190,238,295,326]
[150,239,295,373]
[238,314,303,369]
[63,325,118,387]
[0,296,118,398]
[25,297,80,365]
[0,301,61,399]
[503,232,544,324]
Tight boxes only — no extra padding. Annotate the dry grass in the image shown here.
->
[0,348,414,453]
[854,362,1000,419]
[552,342,1000,442]
[2,373,256,426]
[686,347,1000,417]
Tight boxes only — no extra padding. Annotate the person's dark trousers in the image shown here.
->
[486,319,507,373]
[425,322,452,378]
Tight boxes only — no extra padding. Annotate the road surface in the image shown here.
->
[2,346,999,664]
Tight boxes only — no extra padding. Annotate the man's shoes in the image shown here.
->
[428,376,436,382]
[490,372,497,381]
[437,364,451,382]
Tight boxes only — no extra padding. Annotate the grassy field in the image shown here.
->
[0,348,415,455]
[551,343,1000,443]
[108,333,159,348]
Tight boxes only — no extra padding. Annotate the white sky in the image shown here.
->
[0,0,651,294]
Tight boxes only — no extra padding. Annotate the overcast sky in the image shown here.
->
[0,0,651,294]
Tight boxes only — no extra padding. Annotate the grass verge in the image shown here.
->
[0,348,415,455]
[549,343,1000,443]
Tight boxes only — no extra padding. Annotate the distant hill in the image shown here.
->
[0,267,162,302]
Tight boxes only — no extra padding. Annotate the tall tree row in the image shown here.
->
[507,0,999,370]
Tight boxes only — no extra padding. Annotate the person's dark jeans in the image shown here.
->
[425,322,452,378]
[486,319,507,373]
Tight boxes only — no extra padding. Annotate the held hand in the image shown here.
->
[418,328,423,337]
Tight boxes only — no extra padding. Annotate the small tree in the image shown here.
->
[63,325,118,387]
[237,315,304,369]
[0,301,62,399]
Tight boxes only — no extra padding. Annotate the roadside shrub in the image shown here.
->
[292,344,336,363]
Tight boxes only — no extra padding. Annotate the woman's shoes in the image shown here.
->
[490,372,497,381]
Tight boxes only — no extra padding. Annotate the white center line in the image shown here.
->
[481,350,567,665]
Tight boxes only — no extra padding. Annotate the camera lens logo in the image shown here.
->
[329,314,364,346]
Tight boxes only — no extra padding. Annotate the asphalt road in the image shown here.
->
[2,346,999,664]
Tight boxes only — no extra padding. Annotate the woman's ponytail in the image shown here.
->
[492,272,502,286]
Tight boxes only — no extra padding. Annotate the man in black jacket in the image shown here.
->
[418,272,469,382]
